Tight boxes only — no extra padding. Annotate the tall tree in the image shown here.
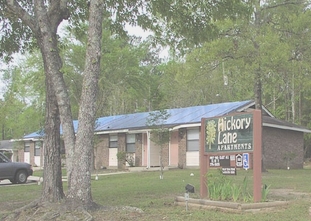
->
[1,0,94,210]
[66,0,104,208]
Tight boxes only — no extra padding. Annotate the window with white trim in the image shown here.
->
[109,135,118,148]
[187,128,200,151]
[34,141,42,156]
[24,142,30,152]
[126,134,135,153]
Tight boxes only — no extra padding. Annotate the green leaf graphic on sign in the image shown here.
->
[206,120,216,150]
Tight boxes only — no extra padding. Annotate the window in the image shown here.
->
[24,143,30,152]
[34,141,42,156]
[126,134,135,153]
[109,135,118,148]
[187,128,199,151]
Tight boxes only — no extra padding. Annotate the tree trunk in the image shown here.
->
[254,0,266,172]
[6,0,102,211]
[41,73,64,202]
[34,1,76,190]
[66,0,104,209]
[6,0,75,203]
[254,0,262,111]
[291,73,295,123]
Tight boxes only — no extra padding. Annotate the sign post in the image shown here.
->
[252,110,262,202]
[200,110,262,202]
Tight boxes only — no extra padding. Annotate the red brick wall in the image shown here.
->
[94,134,109,169]
[263,127,304,169]
[94,133,145,168]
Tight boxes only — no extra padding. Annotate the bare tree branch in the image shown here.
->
[263,1,304,10]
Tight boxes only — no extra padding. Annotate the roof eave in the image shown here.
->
[95,129,129,135]
[237,101,275,117]
[263,123,311,133]
[171,123,201,131]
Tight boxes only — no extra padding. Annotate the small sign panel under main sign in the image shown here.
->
[221,167,236,175]
[209,155,230,167]
[236,154,243,168]
[243,153,249,170]
[209,156,220,167]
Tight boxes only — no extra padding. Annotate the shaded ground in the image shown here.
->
[0,201,145,221]
[1,188,310,221]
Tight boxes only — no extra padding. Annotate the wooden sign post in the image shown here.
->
[200,110,262,202]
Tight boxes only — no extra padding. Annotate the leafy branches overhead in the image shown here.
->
[0,0,251,62]
[148,0,251,45]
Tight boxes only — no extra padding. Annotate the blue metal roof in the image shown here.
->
[23,100,253,139]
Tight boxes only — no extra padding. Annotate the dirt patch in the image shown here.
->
[269,189,311,201]
[0,201,144,221]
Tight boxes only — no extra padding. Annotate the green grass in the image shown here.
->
[1,168,311,220]
[32,168,67,177]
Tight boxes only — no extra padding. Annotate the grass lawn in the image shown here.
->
[1,168,311,220]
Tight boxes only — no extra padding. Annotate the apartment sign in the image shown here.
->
[205,113,253,153]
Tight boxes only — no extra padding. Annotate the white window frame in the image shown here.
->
[34,141,42,156]
[24,142,30,152]
[109,135,118,148]
[126,134,135,153]
[187,128,199,152]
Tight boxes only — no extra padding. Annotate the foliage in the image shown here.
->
[59,22,165,116]
[146,109,171,179]
[2,1,311,148]
[207,170,233,201]
[241,175,252,202]
[116,151,135,167]
[261,184,271,202]
[0,59,45,139]
[231,184,241,202]
[207,169,253,202]
[283,152,297,169]
[146,109,171,144]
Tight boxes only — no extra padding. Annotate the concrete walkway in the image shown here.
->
[1,167,167,186]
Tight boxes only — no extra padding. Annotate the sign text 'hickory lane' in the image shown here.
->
[205,113,253,153]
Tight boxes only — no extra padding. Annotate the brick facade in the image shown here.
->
[94,134,109,170]
[263,127,304,169]
[20,126,306,170]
